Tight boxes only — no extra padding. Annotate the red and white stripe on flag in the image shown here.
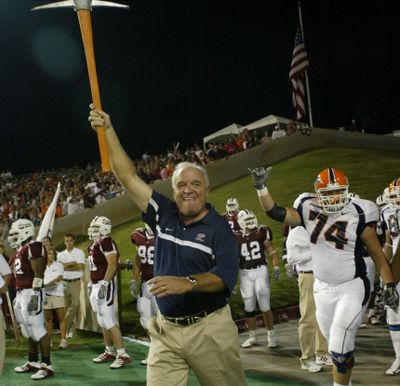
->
[289,26,309,121]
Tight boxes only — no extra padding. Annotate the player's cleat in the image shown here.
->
[316,354,333,366]
[110,353,131,369]
[92,351,116,363]
[268,335,278,348]
[386,358,400,375]
[140,357,148,366]
[14,361,40,373]
[241,336,256,348]
[301,361,322,373]
[59,338,68,349]
[31,363,54,380]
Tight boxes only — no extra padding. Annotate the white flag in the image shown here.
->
[37,182,61,241]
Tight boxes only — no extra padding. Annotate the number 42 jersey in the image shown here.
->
[294,193,378,285]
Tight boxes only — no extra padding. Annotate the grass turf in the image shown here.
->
[56,147,400,336]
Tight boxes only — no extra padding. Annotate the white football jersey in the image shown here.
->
[293,193,378,284]
[381,204,400,254]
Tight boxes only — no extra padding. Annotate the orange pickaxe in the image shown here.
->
[32,0,130,172]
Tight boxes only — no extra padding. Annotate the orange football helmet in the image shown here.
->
[314,168,349,213]
[387,178,400,208]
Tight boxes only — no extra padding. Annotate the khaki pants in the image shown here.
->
[0,310,5,376]
[298,273,328,362]
[147,304,247,386]
[64,280,81,331]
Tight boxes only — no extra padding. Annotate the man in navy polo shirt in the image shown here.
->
[89,105,247,386]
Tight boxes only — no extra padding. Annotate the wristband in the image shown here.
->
[32,277,43,289]
[385,282,396,289]
[99,280,110,287]
[257,187,269,197]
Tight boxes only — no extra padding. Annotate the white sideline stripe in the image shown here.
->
[123,336,150,347]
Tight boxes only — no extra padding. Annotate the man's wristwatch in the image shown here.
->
[186,275,198,290]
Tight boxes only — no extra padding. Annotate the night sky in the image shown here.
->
[1,0,399,173]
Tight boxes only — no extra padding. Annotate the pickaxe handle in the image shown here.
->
[77,9,111,172]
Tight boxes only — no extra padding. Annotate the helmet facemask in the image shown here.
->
[88,216,112,241]
[387,180,400,208]
[8,219,35,248]
[237,209,258,233]
[226,198,239,214]
[317,187,349,213]
[314,168,349,214]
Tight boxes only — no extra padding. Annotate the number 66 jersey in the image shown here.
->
[294,193,379,284]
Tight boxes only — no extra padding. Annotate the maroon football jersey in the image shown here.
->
[14,241,46,290]
[131,227,155,282]
[88,236,119,282]
[234,225,272,270]
[223,212,240,232]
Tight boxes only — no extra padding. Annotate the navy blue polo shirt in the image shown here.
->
[143,190,240,317]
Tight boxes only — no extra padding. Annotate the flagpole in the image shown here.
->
[297,1,314,127]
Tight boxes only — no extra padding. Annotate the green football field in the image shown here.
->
[97,147,400,335]
[4,146,399,385]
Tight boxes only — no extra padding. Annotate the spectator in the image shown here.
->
[57,233,85,339]
[43,247,68,349]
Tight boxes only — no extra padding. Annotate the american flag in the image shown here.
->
[289,26,310,121]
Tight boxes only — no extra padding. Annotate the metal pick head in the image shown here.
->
[31,0,129,11]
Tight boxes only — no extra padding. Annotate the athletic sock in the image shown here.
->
[389,328,400,358]
[41,356,51,366]
[106,345,116,354]
[29,352,39,363]
[117,348,127,356]
[267,330,275,338]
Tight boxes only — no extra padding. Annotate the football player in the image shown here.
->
[235,209,280,349]
[380,178,400,375]
[87,216,131,369]
[348,193,376,329]
[249,166,399,386]
[9,219,54,380]
[129,222,158,365]
[223,197,241,232]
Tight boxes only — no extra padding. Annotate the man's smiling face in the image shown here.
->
[173,166,209,222]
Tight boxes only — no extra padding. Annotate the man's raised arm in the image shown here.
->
[89,104,152,213]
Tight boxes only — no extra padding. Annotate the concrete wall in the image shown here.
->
[49,128,400,245]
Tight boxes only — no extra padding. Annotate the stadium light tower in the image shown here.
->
[32,0,130,172]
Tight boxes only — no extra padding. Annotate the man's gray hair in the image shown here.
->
[171,162,210,189]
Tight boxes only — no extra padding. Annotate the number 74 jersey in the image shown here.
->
[294,193,379,284]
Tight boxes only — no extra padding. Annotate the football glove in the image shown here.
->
[285,263,296,279]
[383,282,399,313]
[248,166,272,190]
[98,280,109,301]
[273,266,281,281]
[129,279,138,298]
[27,290,40,315]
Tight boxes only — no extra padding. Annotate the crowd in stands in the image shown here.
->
[0,125,288,234]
